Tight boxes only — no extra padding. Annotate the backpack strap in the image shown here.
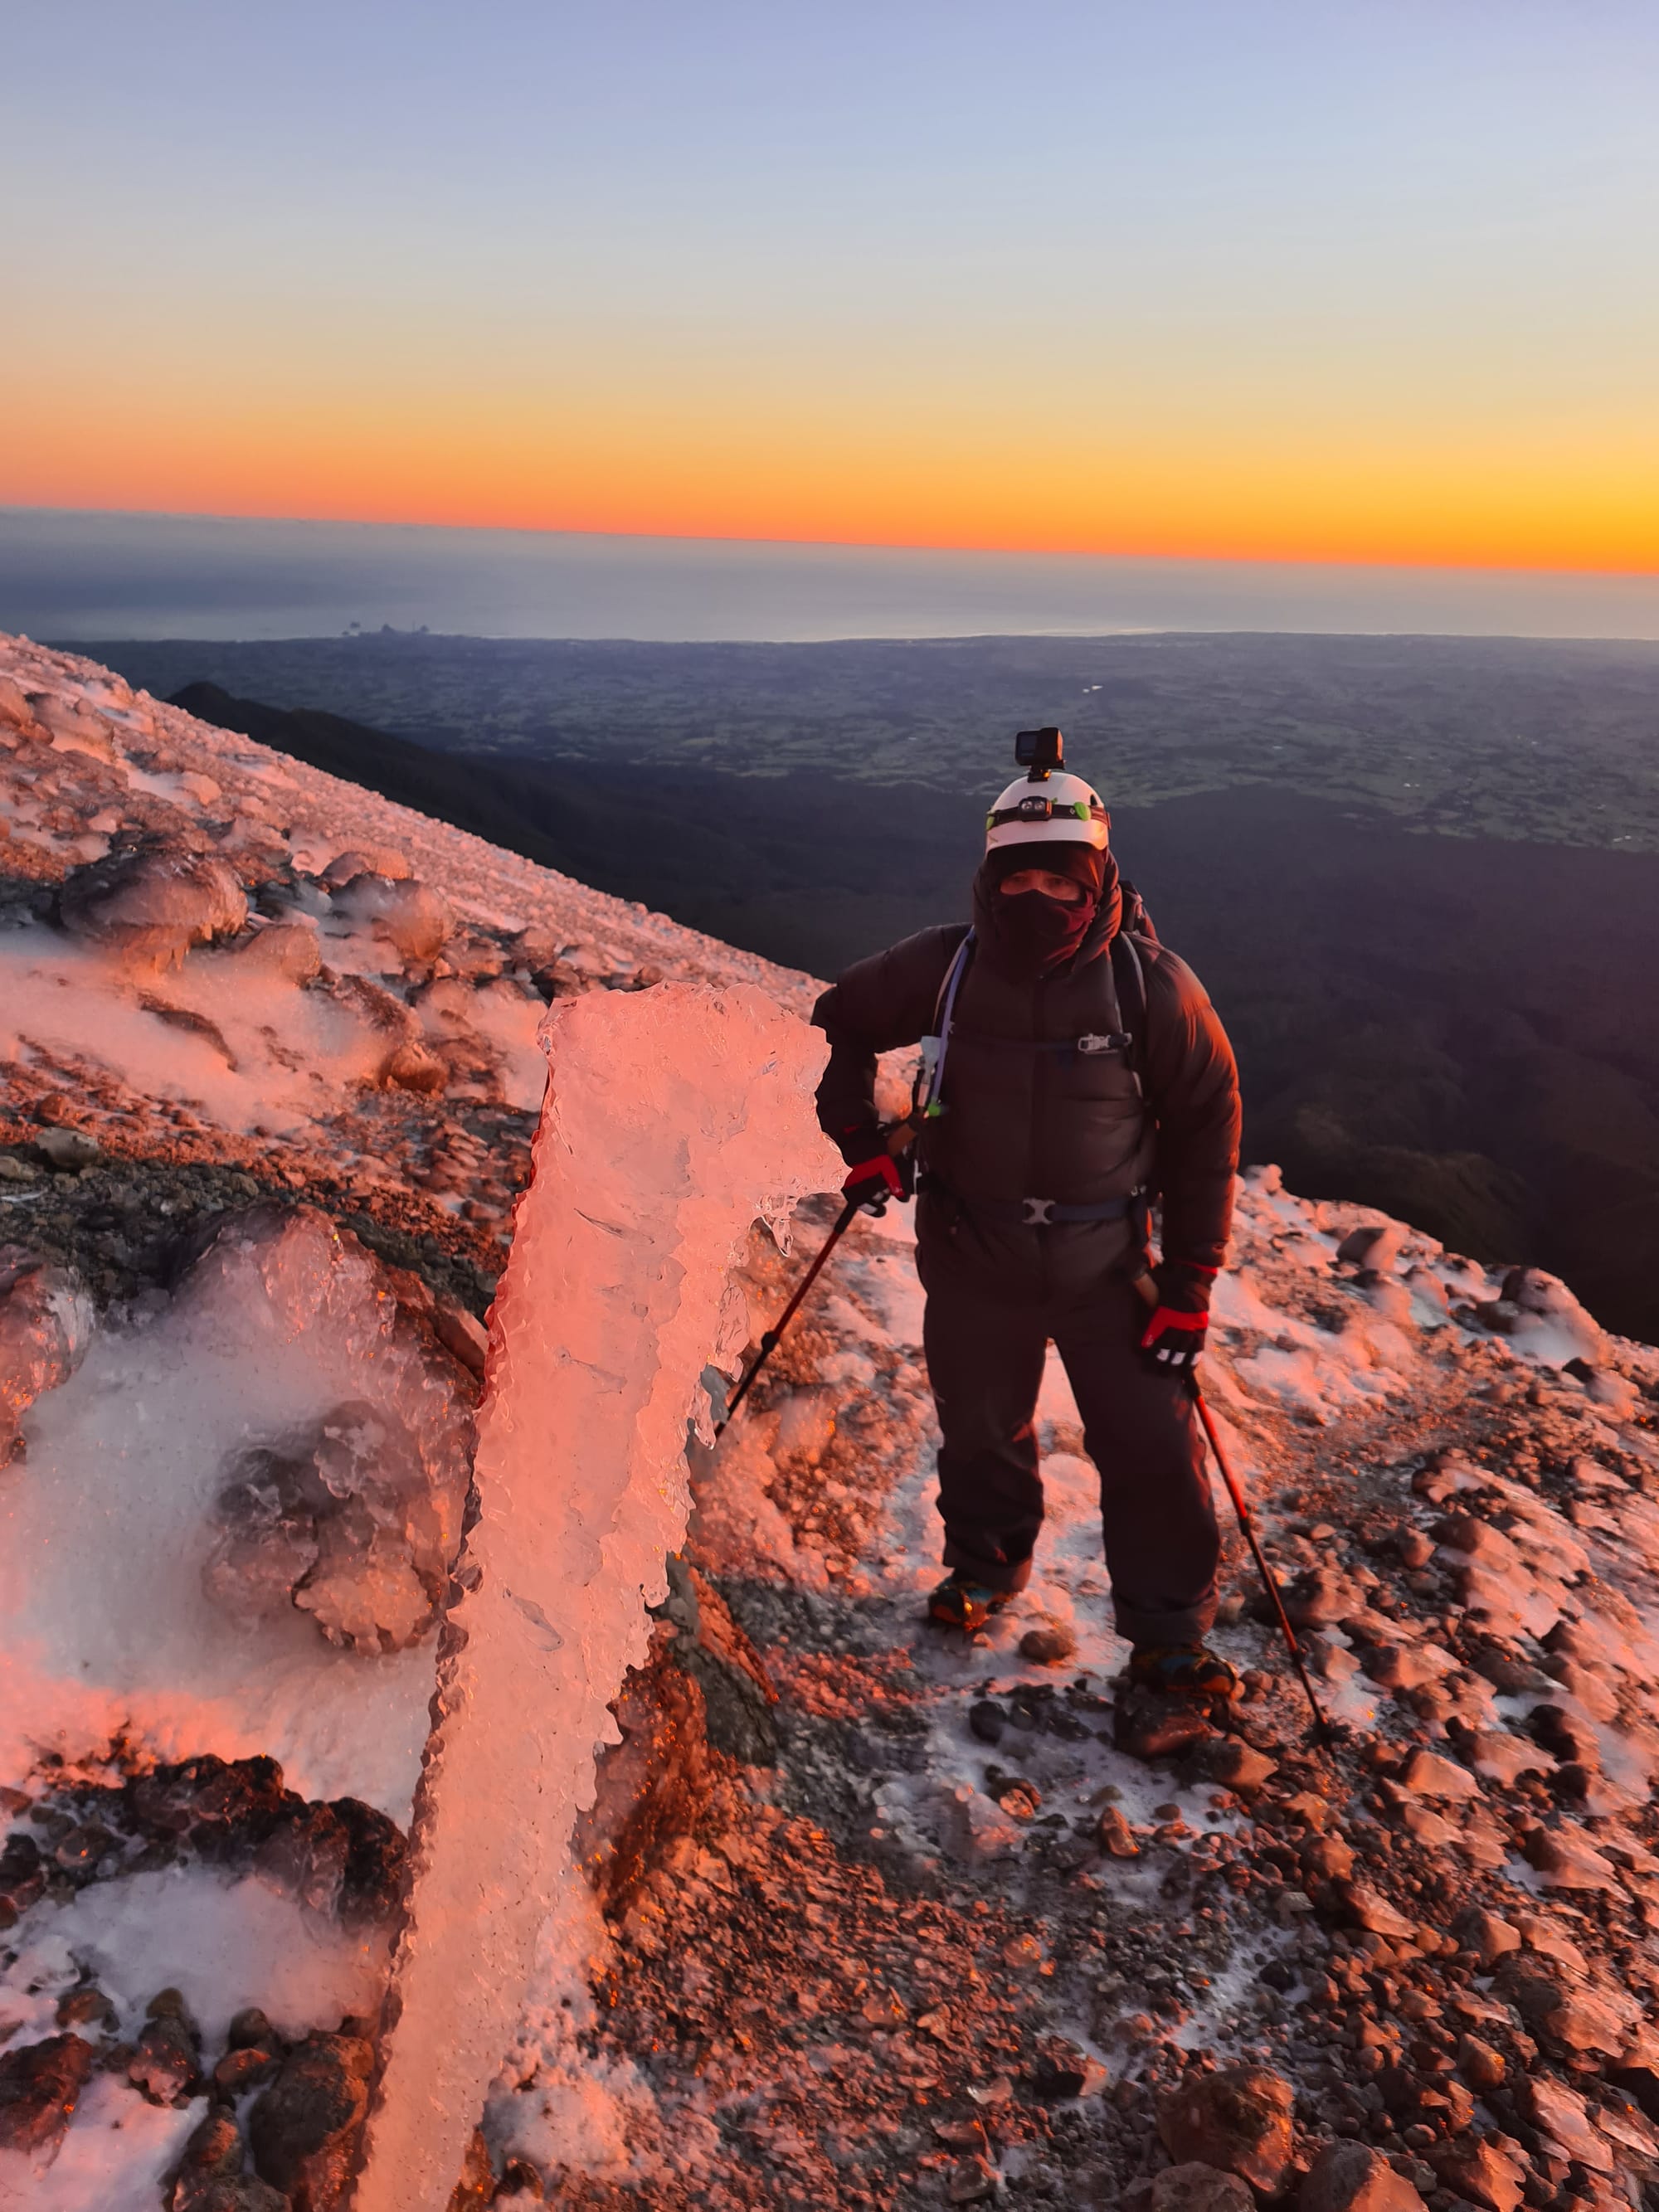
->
[1110,931,1149,1094]
[1118,878,1160,946]
[915,928,975,1120]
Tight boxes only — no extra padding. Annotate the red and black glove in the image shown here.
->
[835,1124,914,1215]
[1139,1259,1217,1373]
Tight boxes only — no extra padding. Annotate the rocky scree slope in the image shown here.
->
[2,637,1659,2212]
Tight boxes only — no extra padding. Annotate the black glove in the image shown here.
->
[1139,1259,1216,1373]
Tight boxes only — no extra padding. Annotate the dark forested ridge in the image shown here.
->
[174,678,1659,1344]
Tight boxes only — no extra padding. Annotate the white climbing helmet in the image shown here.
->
[985,771,1110,853]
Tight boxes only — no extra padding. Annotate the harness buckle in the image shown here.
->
[1075,1033,1112,1056]
[1021,1197,1056,1226]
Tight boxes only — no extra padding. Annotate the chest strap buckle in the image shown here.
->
[1021,1197,1057,1226]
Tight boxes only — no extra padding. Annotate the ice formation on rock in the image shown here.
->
[328,872,454,964]
[0,1205,476,1813]
[353,982,834,2212]
[58,841,248,968]
[187,1210,475,1655]
[204,1400,465,1655]
[0,1247,92,1466]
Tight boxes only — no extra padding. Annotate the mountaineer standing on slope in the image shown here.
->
[810,730,1242,1701]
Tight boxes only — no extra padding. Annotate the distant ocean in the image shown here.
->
[2,506,1657,644]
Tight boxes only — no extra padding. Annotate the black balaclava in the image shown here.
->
[971,841,1117,981]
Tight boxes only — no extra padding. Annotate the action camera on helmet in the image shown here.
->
[1014,727,1064,781]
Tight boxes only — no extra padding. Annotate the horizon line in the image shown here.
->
[8,501,1659,587]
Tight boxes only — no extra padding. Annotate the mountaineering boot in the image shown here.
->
[1126,1643,1241,1702]
[927,1573,1009,1635]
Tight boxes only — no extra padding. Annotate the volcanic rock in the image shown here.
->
[1449,2036,1504,2095]
[173,2108,244,2190]
[129,2010,199,2103]
[1158,2065,1296,2195]
[946,2158,999,2204]
[654,1555,779,1767]
[320,845,411,887]
[255,1803,353,1914]
[1096,1806,1140,1858]
[0,2033,95,2155]
[1282,1568,1363,1631]
[1340,1882,1417,1940]
[1520,1821,1620,1892]
[1525,2078,1613,2172]
[1151,2164,1256,2212]
[1450,1906,1520,1967]
[1396,1748,1479,1801]
[60,843,247,966]
[203,1401,460,1655]
[1336,1224,1407,1272]
[1300,1833,1354,1884]
[1458,1728,1549,1787]
[1185,1737,1277,1794]
[1025,2036,1107,2100]
[0,1830,46,1928]
[968,1699,1006,1746]
[248,2030,373,2208]
[1427,2136,1525,2212]
[1300,2138,1428,2211]
[1019,1622,1077,1665]
[176,2182,292,2212]
[445,2126,495,2208]
[1360,1643,1445,1693]
[1489,1954,1621,2060]
[573,1628,714,1913]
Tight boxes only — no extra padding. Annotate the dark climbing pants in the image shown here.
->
[920,1262,1220,1646]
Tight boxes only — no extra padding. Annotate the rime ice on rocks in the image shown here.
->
[59,842,248,968]
[0,1248,92,1466]
[0,1206,476,1812]
[353,983,833,2212]
[203,1398,468,1654]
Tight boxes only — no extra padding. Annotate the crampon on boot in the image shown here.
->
[927,1574,1009,1635]
[1126,1643,1241,1702]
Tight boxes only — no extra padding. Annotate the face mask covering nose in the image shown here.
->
[977,881,1094,977]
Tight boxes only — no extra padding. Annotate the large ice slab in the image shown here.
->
[353,982,834,2210]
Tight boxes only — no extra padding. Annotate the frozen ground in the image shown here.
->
[557,1176,1659,2208]
[4,635,1659,2210]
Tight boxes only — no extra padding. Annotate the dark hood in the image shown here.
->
[971,846,1121,981]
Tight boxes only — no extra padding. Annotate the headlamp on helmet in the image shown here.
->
[985,727,1109,853]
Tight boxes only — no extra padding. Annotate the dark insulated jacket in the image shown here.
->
[811,893,1240,1304]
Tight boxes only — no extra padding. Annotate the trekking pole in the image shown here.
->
[713,1195,862,1439]
[713,1118,921,1441]
[1135,1276,1333,1752]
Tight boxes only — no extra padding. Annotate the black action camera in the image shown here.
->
[1014,726,1064,780]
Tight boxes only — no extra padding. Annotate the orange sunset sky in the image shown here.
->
[4,2,1657,574]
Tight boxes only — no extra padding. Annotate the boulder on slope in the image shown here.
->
[59,842,247,967]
